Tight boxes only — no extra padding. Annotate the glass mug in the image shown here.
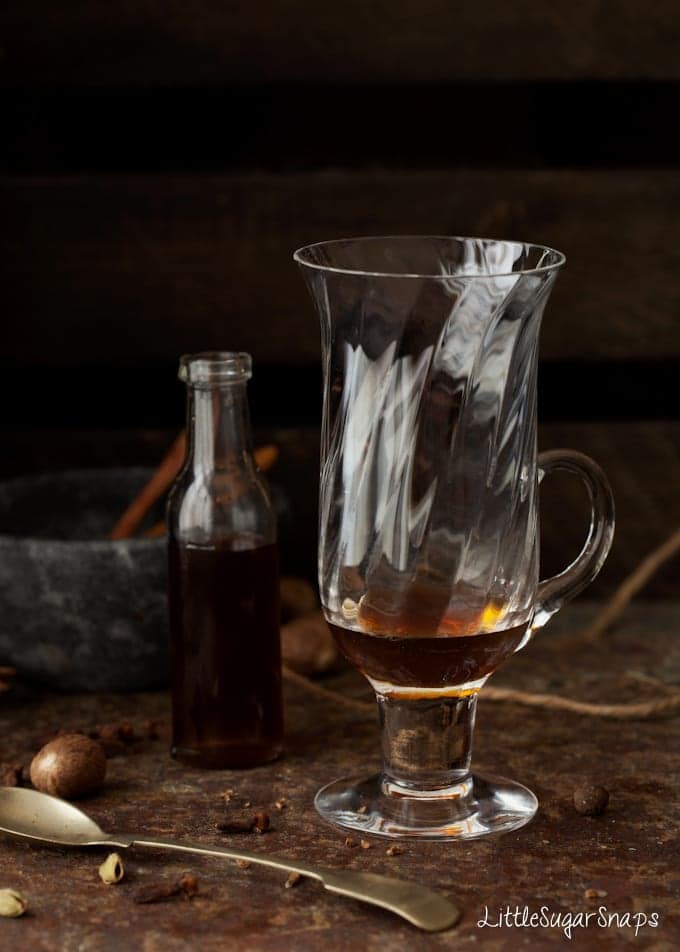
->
[295,236,615,840]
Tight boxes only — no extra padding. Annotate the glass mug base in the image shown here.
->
[314,772,538,841]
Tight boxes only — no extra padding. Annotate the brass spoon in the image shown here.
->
[0,787,460,932]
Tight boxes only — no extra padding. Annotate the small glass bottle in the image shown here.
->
[167,352,283,768]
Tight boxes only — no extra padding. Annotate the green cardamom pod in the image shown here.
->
[98,852,125,884]
[0,888,28,917]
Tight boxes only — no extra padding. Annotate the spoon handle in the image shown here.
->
[127,835,324,880]
[122,835,459,931]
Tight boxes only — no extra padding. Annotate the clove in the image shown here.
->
[216,810,271,834]
[252,811,270,834]
[179,873,199,899]
[134,882,182,904]
[134,874,199,904]
[0,763,22,787]
[216,818,257,834]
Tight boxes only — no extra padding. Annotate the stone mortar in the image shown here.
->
[0,469,168,692]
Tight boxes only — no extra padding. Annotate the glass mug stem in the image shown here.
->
[378,693,476,794]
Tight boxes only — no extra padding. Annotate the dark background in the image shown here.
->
[1,1,679,593]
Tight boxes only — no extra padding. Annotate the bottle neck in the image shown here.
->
[186,383,254,476]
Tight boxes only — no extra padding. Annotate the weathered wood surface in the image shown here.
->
[3,170,680,364]
[0,602,678,949]
[2,1,680,85]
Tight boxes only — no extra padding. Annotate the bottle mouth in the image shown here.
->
[179,352,252,387]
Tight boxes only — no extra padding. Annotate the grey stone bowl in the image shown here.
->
[0,469,168,692]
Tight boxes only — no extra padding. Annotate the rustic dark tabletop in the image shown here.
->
[0,602,678,951]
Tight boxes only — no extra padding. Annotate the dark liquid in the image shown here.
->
[330,596,527,693]
[168,537,283,768]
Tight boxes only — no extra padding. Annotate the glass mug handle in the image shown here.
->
[533,449,615,630]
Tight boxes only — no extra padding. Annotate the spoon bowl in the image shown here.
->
[0,786,109,845]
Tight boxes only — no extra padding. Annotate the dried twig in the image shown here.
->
[283,666,680,721]
[583,526,680,641]
[482,686,680,719]
[282,665,374,714]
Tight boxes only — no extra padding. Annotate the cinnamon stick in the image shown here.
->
[110,432,186,540]
[0,666,16,694]
[111,436,279,540]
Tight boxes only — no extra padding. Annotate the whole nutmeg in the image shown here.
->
[573,783,610,816]
[30,733,106,799]
[0,888,28,918]
[281,612,339,675]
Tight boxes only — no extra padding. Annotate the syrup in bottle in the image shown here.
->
[167,352,283,768]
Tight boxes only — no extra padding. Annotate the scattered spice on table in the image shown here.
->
[134,882,182,904]
[216,818,257,834]
[573,784,610,816]
[98,853,125,884]
[252,811,270,833]
[0,763,22,787]
[0,888,28,918]
[179,873,199,899]
[134,874,199,904]
[216,811,271,834]
[584,888,608,900]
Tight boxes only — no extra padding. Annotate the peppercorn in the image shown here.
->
[573,784,610,816]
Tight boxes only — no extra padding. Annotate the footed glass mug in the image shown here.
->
[294,236,614,840]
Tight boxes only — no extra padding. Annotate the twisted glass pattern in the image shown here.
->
[298,238,563,658]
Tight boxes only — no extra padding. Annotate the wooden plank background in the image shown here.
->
[1,2,679,589]
[3,169,679,365]
[2,1,680,85]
